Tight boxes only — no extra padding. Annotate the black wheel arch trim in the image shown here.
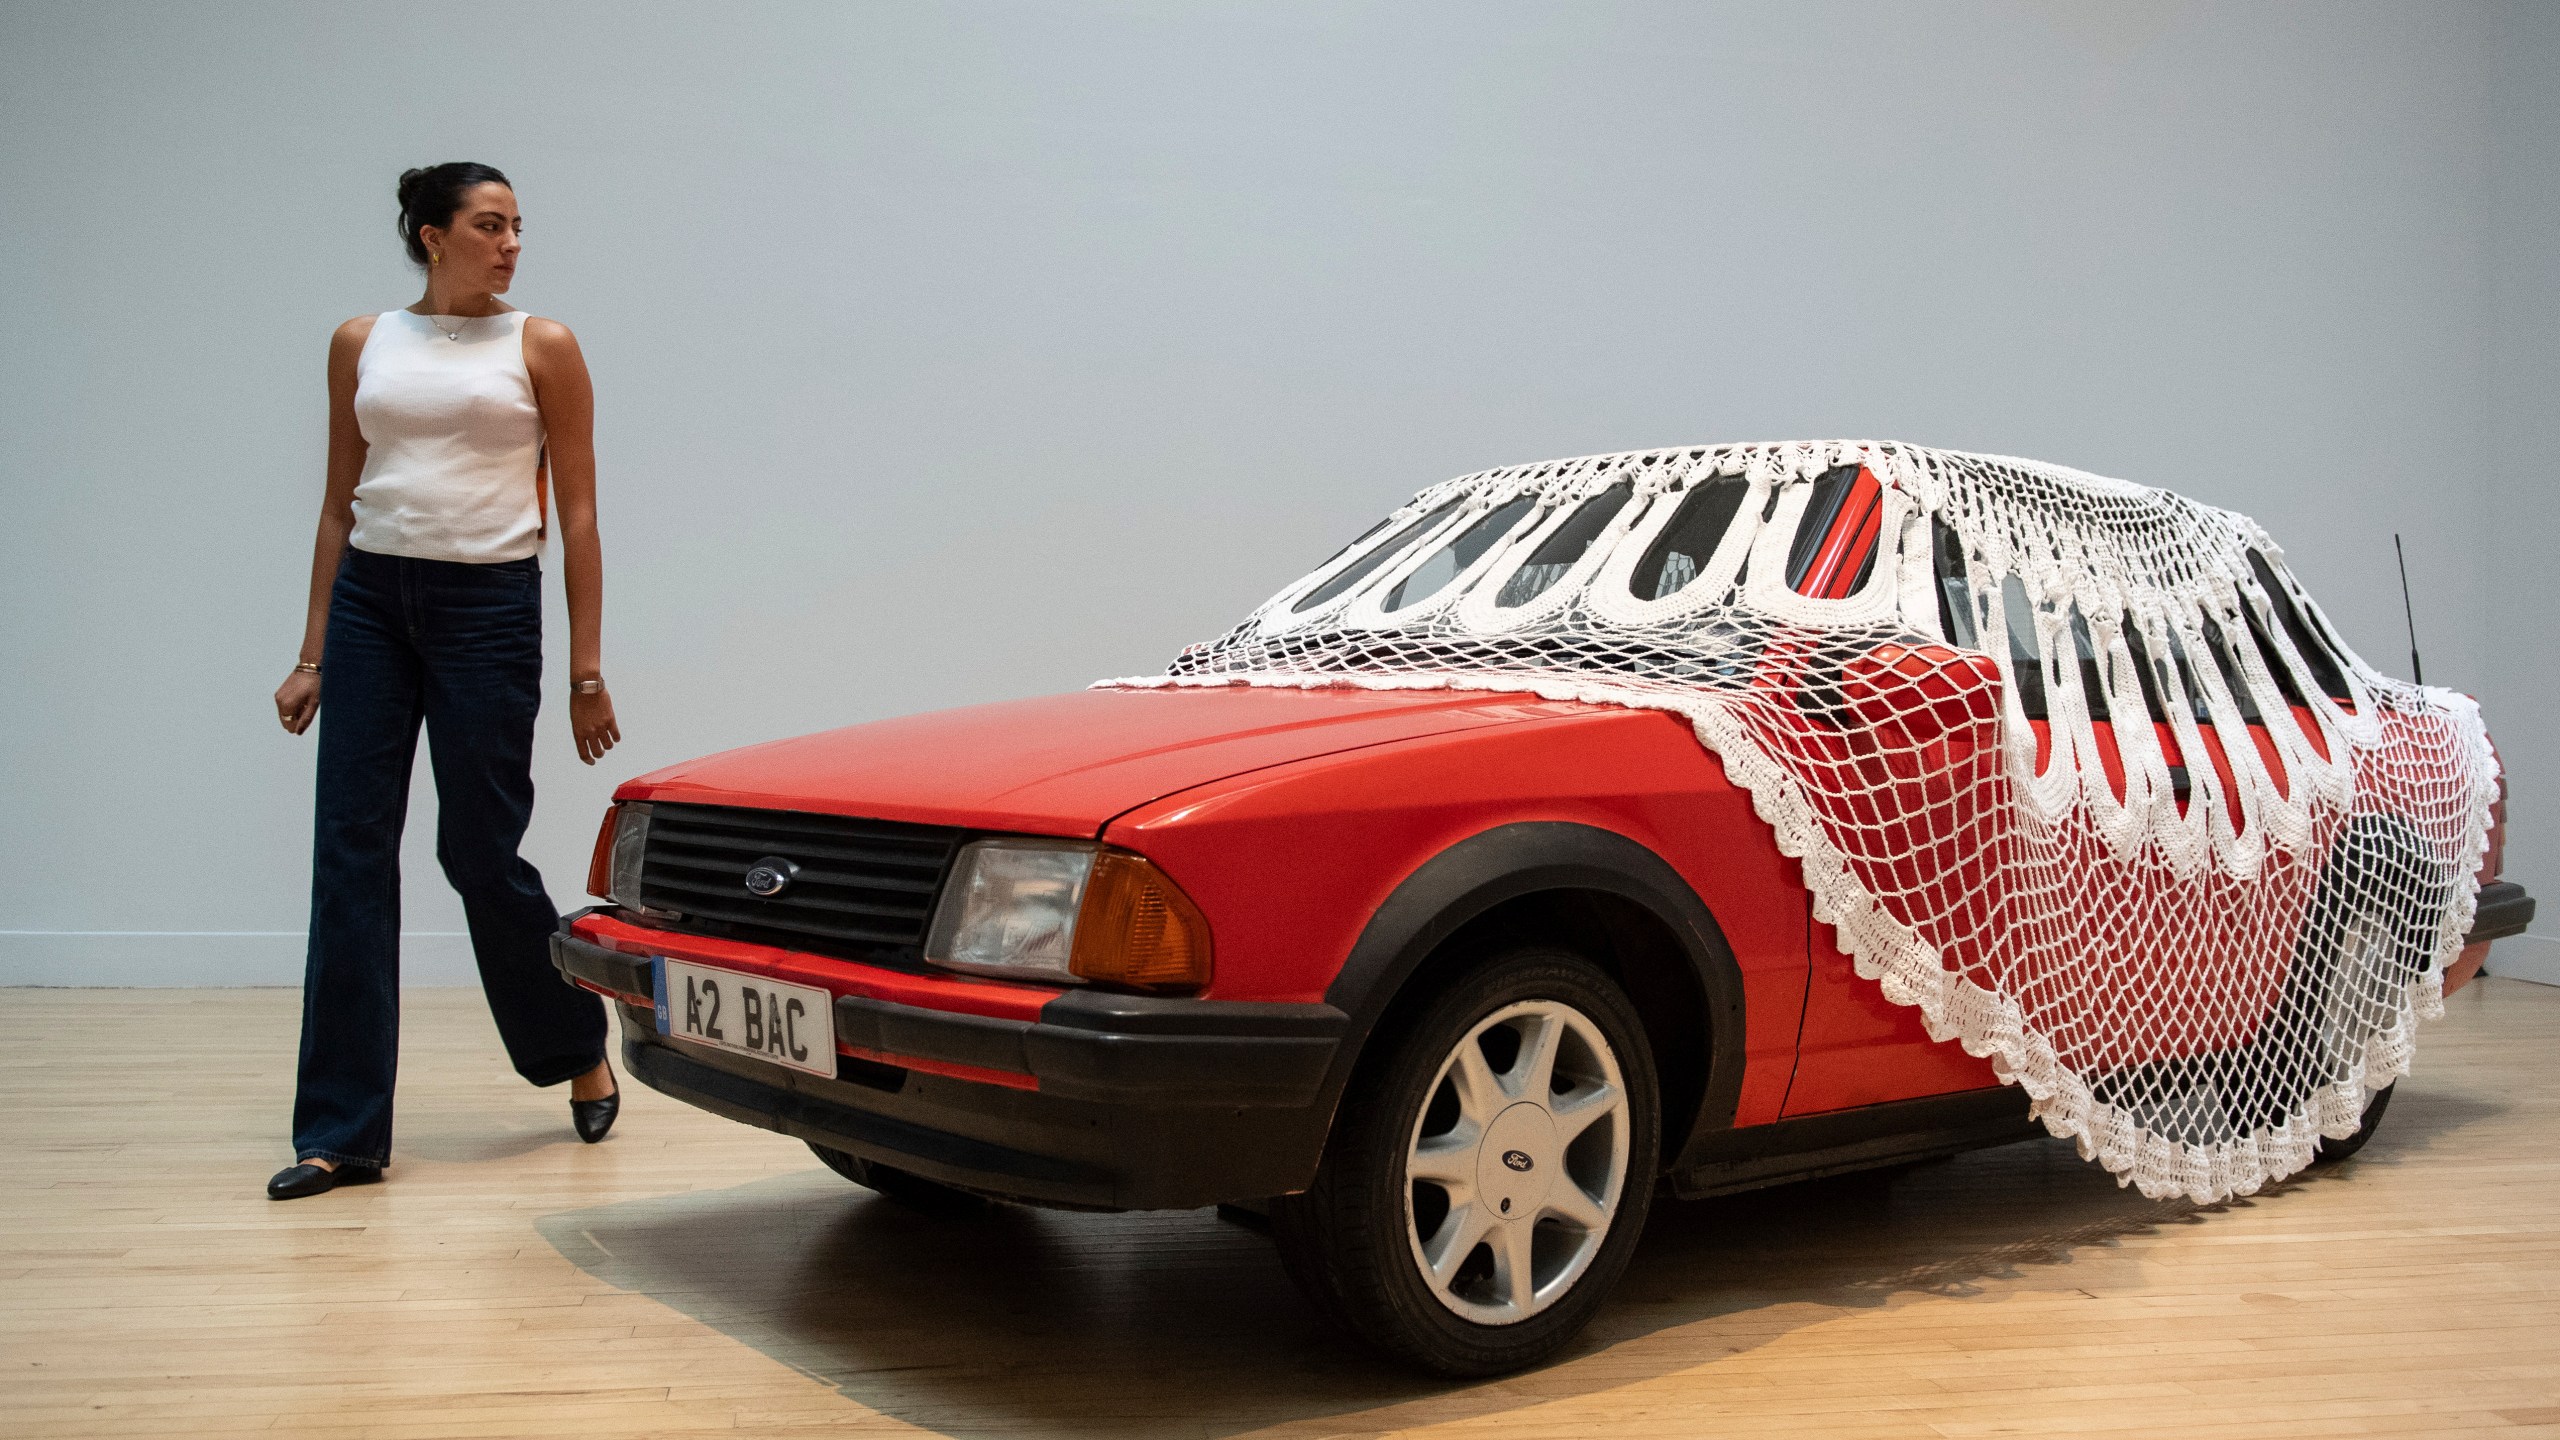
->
[1315,820,1749,1175]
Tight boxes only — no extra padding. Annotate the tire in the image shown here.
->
[2309,1082,2394,1166]
[2237,818,2444,1135]
[2087,820,2438,1152]
[1271,947,1661,1377]
[807,1141,988,1213]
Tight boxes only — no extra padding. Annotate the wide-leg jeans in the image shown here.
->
[292,547,606,1169]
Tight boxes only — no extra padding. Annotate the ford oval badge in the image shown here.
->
[743,856,800,898]
[1501,1149,1534,1172]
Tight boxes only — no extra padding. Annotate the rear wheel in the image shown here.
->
[1272,948,1659,1376]
[807,1142,987,1213]
[2309,1082,2394,1166]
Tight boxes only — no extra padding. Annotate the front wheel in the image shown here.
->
[807,1142,987,1213]
[1272,948,1660,1376]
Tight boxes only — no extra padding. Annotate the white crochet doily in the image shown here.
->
[1106,441,2496,1203]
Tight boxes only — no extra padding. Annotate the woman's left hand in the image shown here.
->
[571,685,620,766]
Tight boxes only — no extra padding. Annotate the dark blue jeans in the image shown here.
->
[292,547,606,1169]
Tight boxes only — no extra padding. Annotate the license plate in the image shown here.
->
[654,957,836,1078]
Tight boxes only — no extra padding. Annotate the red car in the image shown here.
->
[555,444,2531,1375]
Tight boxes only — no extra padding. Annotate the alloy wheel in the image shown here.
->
[1402,998,1631,1324]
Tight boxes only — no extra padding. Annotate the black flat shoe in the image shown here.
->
[266,1162,382,1201]
[571,1089,620,1144]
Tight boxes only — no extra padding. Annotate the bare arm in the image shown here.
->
[525,317,619,765]
[276,317,375,735]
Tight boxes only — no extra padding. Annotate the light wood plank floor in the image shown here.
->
[4,979,2558,1439]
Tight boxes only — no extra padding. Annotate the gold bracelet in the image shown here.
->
[294,661,321,675]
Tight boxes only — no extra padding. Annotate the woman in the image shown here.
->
[267,162,623,1200]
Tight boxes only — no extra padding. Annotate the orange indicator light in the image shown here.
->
[1071,850,1214,993]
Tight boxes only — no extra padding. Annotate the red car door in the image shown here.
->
[1778,472,2007,1114]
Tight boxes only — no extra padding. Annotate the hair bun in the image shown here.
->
[390,161,510,268]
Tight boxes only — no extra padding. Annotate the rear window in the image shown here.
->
[2239,600,2309,709]
[1628,475,1749,600]
[2063,605,2111,722]
[2244,551,2352,702]
[1992,584,2117,724]
[2119,628,2171,724]
[2198,617,2265,725]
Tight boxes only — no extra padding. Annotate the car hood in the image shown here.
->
[620,684,1589,835]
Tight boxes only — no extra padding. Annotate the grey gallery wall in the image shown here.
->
[2,0,2554,984]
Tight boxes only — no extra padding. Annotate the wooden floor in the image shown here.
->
[5,980,2558,1439]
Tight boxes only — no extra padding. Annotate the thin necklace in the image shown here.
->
[421,304,502,341]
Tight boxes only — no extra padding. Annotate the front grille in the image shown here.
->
[638,802,963,965]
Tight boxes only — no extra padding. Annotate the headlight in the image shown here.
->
[607,802,653,911]
[924,839,1097,982]
[925,839,1213,993]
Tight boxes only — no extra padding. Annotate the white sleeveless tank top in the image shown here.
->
[347,309,546,563]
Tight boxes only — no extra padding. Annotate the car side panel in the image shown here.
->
[1782,914,2004,1114]
[1104,704,1813,1127]
[1785,696,2340,1113]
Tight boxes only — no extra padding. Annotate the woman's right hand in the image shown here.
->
[276,668,321,735]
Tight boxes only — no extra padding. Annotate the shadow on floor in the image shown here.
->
[395,1122,575,1165]
[534,1089,2499,1440]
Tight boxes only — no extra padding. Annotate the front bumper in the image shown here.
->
[552,920,1348,1210]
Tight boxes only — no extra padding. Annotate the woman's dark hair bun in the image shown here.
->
[395,162,511,266]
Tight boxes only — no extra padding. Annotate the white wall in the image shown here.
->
[0,1,2542,985]
[2479,0,2560,984]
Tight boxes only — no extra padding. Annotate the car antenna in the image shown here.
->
[2393,532,2424,686]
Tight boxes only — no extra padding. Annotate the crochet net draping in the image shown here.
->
[1106,441,2499,1203]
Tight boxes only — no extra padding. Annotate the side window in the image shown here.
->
[1496,482,1631,608]
[1293,501,1461,613]
[1931,518,1978,648]
[1999,575,2048,719]
[1384,496,1535,610]
[2244,551,2353,701]
[1786,464,1884,599]
[1628,474,1748,600]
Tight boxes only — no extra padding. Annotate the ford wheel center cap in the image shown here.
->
[743,856,800,898]
[1478,1101,1559,1219]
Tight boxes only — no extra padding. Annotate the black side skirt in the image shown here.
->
[1668,1088,2042,1200]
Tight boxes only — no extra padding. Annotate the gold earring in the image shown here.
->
[429,252,440,265]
